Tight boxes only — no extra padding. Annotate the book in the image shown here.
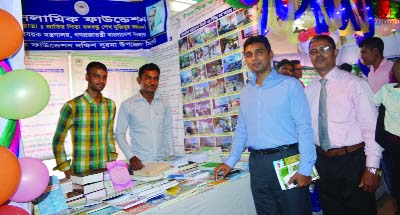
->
[35,176,68,215]
[85,188,107,200]
[71,170,104,186]
[73,181,105,194]
[87,205,122,215]
[273,154,319,190]
[198,162,221,171]
[106,160,134,192]
[163,155,189,167]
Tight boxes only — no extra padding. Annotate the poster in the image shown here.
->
[22,54,71,159]
[22,0,168,50]
[175,0,257,152]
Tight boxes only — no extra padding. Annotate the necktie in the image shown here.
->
[319,78,331,151]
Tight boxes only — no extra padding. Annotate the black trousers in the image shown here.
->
[316,149,377,215]
[249,146,312,215]
[385,144,400,210]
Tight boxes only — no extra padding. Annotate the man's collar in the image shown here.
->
[84,91,105,104]
[249,69,279,86]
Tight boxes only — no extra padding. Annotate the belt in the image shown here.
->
[250,143,298,155]
[317,142,365,157]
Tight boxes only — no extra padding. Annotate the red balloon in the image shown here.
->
[0,146,21,205]
[0,205,29,215]
[298,31,309,43]
[0,9,23,60]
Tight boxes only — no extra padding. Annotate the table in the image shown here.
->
[141,174,256,215]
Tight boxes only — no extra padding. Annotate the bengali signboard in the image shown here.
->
[22,0,168,50]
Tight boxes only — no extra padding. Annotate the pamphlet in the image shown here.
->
[273,154,319,190]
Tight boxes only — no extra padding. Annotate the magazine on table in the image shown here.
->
[273,154,319,190]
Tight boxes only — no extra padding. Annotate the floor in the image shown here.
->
[377,193,398,215]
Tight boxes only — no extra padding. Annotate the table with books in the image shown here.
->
[34,152,257,215]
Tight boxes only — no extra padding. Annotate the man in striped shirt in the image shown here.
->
[52,62,118,179]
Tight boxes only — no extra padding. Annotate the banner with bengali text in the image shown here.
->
[21,0,168,50]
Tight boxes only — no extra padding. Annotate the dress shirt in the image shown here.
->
[52,91,118,174]
[115,92,173,162]
[305,67,383,168]
[368,58,394,93]
[373,83,400,136]
[225,69,316,176]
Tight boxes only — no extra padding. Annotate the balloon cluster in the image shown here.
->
[0,147,49,211]
[0,9,51,214]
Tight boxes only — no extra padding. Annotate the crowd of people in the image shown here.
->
[51,34,399,215]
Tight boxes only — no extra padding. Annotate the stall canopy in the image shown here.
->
[21,0,168,50]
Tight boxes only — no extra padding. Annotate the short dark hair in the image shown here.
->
[277,59,293,70]
[338,63,352,72]
[243,35,272,52]
[291,60,300,65]
[139,63,160,78]
[309,35,336,50]
[358,37,384,56]
[86,62,107,74]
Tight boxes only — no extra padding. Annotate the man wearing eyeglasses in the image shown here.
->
[305,35,383,215]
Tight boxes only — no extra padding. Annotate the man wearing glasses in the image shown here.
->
[305,35,382,215]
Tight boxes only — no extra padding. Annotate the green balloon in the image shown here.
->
[0,69,50,119]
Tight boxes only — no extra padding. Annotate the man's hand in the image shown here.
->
[359,169,380,192]
[213,163,232,179]
[64,169,72,179]
[129,156,144,171]
[288,172,312,188]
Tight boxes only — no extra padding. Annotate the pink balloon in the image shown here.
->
[10,158,49,203]
[0,205,29,215]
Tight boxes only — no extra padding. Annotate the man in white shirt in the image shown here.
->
[115,63,173,170]
[305,35,383,215]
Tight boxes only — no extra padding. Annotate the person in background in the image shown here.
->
[359,36,395,196]
[291,59,305,87]
[305,35,382,215]
[214,35,316,215]
[359,37,395,94]
[276,59,294,76]
[338,63,353,73]
[373,59,400,212]
[115,63,173,171]
[52,62,118,178]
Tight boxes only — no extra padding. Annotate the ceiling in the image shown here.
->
[167,0,198,17]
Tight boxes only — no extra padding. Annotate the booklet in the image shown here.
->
[273,154,319,190]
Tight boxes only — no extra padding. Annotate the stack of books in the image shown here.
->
[72,171,106,200]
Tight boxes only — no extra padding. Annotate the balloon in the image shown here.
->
[10,158,49,203]
[298,31,309,43]
[0,147,21,205]
[0,9,23,61]
[0,69,50,119]
[0,205,29,215]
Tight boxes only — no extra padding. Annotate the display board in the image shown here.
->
[22,54,72,159]
[175,0,258,152]
[21,53,146,159]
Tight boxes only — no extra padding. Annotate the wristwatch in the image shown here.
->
[366,167,382,176]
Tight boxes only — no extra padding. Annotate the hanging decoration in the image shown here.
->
[377,0,391,19]
[309,0,329,33]
[225,0,252,8]
[240,0,259,6]
[259,0,269,35]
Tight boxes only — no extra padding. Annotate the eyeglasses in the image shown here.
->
[309,46,333,56]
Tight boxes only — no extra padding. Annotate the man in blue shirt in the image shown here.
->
[214,35,316,215]
[115,63,173,170]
